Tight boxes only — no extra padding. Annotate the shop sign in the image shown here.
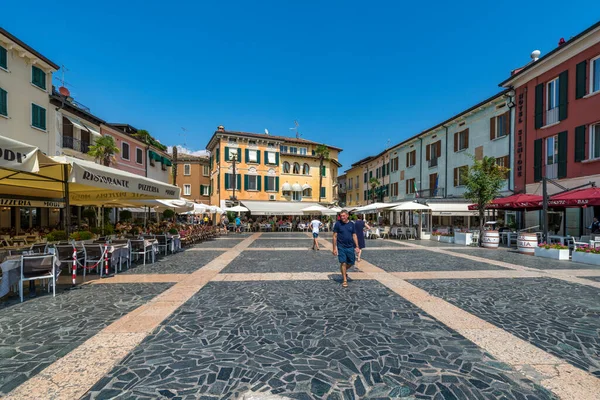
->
[0,198,65,208]
[515,91,525,178]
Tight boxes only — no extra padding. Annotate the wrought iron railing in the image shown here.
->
[62,136,90,154]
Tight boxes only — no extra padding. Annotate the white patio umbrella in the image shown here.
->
[225,205,249,212]
[301,205,330,214]
[389,201,431,211]
[181,203,208,215]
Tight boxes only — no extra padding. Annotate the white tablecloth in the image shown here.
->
[0,256,60,298]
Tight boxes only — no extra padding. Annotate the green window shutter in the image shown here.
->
[256,150,261,164]
[245,148,249,163]
[364,173,367,183]
[275,177,279,191]
[257,175,262,191]
[557,131,568,178]
[264,176,269,191]
[224,173,230,189]
[574,125,586,162]
[216,148,220,162]
[244,174,248,190]
[32,66,46,90]
[237,148,242,161]
[320,187,326,198]
[576,60,587,99]
[369,171,372,179]
[224,146,230,161]
[263,151,268,164]
[237,175,241,190]
[0,88,7,116]
[534,83,544,129]
[558,70,568,121]
[275,152,279,166]
[321,165,326,177]
[31,105,38,127]
[533,139,542,182]
[200,184,204,194]
[32,104,45,130]
[0,46,6,69]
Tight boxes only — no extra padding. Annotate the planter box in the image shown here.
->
[572,251,600,266]
[534,247,569,260]
[421,233,431,240]
[454,232,473,246]
[430,236,441,242]
[439,236,455,244]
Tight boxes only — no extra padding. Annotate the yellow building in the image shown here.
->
[206,126,342,214]
[345,156,371,207]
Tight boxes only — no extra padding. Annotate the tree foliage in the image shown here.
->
[369,177,381,204]
[87,135,119,166]
[315,144,330,202]
[134,129,167,151]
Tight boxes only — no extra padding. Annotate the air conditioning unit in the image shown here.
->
[269,194,276,201]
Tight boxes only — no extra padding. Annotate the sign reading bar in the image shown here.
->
[0,198,65,208]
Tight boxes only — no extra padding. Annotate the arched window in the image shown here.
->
[303,163,310,175]
[303,188,312,197]
[293,162,300,174]
[283,161,290,174]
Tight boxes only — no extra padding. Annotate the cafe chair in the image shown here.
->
[30,243,48,254]
[155,235,170,256]
[19,253,57,302]
[130,240,154,265]
[83,244,105,277]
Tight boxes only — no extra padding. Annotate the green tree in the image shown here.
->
[133,129,167,151]
[369,177,381,204]
[87,135,119,166]
[315,144,330,202]
[463,156,509,245]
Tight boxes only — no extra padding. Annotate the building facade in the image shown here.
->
[337,173,347,207]
[176,154,211,203]
[0,28,59,155]
[206,126,342,210]
[101,124,147,176]
[345,157,371,207]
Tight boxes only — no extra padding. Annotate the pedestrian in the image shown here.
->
[590,217,600,234]
[332,210,360,288]
[310,215,323,250]
[354,214,371,262]
[235,215,241,233]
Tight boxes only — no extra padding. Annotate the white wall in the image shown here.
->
[146,149,172,183]
[0,36,56,154]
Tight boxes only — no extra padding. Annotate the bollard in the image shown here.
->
[104,243,109,276]
[72,248,77,286]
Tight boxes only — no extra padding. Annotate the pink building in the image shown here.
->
[100,123,147,177]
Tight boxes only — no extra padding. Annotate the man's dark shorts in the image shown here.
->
[338,246,355,266]
[312,232,319,238]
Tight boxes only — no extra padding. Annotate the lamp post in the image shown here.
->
[231,152,238,201]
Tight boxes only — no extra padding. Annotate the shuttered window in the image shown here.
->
[224,173,241,190]
[557,131,568,178]
[574,125,586,162]
[491,111,510,140]
[534,83,544,129]
[31,103,46,130]
[576,60,587,99]
[558,70,568,121]
[426,141,441,161]
[406,178,415,194]
[495,156,510,179]
[453,166,468,187]
[454,129,469,151]
[31,66,46,90]
[591,56,600,94]
[0,45,7,69]
[406,150,416,167]
[320,187,326,199]
[0,88,7,117]
[533,139,542,182]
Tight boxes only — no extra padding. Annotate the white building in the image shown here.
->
[0,28,59,155]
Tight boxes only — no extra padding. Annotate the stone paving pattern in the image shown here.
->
[124,251,225,274]
[197,239,245,248]
[222,250,344,274]
[582,276,600,282]
[446,248,600,270]
[0,283,173,395]
[249,239,316,248]
[360,240,408,248]
[409,277,600,377]
[361,250,508,272]
[84,280,555,400]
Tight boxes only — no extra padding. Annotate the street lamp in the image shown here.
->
[231,152,238,201]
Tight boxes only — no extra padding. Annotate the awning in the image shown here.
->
[302,183,312,190]
[292,183,302,192]
[131,198,195,213]
[242,200,324,215]
[0,136,56,173]
[82,123,101,137]
[64,115,89,132]
[225,205,249,212]
[353,202,406,214]
[549,187,600,207]
[181,203,208,215]
[281,182,292,191]
[427,202,478,216]
[468,193,543,210]
[390,201,431,211]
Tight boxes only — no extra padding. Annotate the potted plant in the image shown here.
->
[534,242,569,260]
[572,245,600,266]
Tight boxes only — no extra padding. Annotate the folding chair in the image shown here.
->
[30,243,48,254]
[155,235,169,256]
[19,253,57,302]
[130,240,154,265]
[83,244,105,277]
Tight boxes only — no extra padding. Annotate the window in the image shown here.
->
[406,150,416,167]
[546,135,558,165]
[31,66,46,90]
[355,193,358,203]
[122,142,130,160]
[248,140,257,147]
[589,123,600,160]
[302,163,310,175]
[406,178,416,194]
[280,145,288,153]
[391,182,399,197]
[265,176,276,191]
[283,161,291,173]
[299,147,307,155]
[247,175,258,191]
[0,88,7,117]
[391,157,399,172]
[591,56,600,94]
[496,155,510,179]
[0,45,6,70]
[454,166,468,187]
[225,173,241,190]
[492,112,510,140]
[201,185,210,196]
[364,173,368,183]
[303,188,312,197]
[292,191,302,201]
[320,187,326,199]
[426,141,441,162]
[31,104,46,130]
[183,184,191,196]
[348,178,353,190]
[136,148,143,164]
[203,165,210,176]
[183,164,191,176]
[547,78,559,110]
[267,151,276,164]
[455,129,469,151]
[289,146,298,154]
[247,149,258,163]
[227,148,239,161]
[293,162,300,174]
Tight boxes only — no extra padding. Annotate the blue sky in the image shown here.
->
[2,1,599,169]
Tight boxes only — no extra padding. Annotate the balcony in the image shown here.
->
[545,163,558,179]
[416,187,445,198]
[546,107,559,126]
[62,136,90,154]
[428,157,438,168]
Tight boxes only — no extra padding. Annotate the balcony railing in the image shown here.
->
[428,157,438,168]
[62,136,90,154]
[545,163,558,179]
[546,107,559,125]
[416,187,445,198]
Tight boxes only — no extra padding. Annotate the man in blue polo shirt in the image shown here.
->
[332,209,359,288]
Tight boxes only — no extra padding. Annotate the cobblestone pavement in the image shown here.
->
[3,234,600,400]
[0,283,173,395]
[409,278,600,377]
[360,250,508,272]
[84,281,555,400]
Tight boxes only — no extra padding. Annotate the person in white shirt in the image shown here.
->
[310,217,323,250]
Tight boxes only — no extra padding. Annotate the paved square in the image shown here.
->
[250,239,315,248]
[197,239,245,248]
[222,250,342,274]
[409,277,600,377]
[583,276,600,282]
[0,283,173,395]
[402,240,466,248]
[361,240,408,248]
[124,251,226,274]
[83,281,553,400]
[361,250,508,272]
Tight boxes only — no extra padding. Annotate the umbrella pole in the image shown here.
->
[63,164,71,236]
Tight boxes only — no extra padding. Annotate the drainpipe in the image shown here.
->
[419,137,423,196]
[444,125,449,198]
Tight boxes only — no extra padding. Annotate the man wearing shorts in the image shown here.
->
[332,210,359,288]
[310,217,323,250]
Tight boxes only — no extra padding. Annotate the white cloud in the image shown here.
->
[168,145,210,157]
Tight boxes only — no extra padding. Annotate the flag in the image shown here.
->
[414,181,419,198]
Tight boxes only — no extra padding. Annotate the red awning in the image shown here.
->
[468,193,543,210]
[548,187,600,207]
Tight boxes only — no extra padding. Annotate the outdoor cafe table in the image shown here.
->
[0,255,61,298]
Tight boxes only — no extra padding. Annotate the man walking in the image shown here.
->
[332,210,359,288]
[310,216,323,250]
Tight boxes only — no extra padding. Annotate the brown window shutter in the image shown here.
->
[490,117,496,140]
[465,129,469,148]
[503,111,510,136]
[454,132,458,152]
[426,145,431,161]
[412,151,416,165]
[436,141,441,157]
[406,152,409,167]
[453,167,458,187]
[400,170,404,180]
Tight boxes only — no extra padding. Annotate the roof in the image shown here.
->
[0,27,60,70]
[499,20,600,87]
[176,153,209,162]
[50,91,105,127]
[109,123,138,134]
[206,129,343,152]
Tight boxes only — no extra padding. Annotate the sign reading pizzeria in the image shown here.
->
[0,198,65,208]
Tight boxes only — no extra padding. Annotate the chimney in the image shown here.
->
[217,125,225,132]
[558,38,566,46]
